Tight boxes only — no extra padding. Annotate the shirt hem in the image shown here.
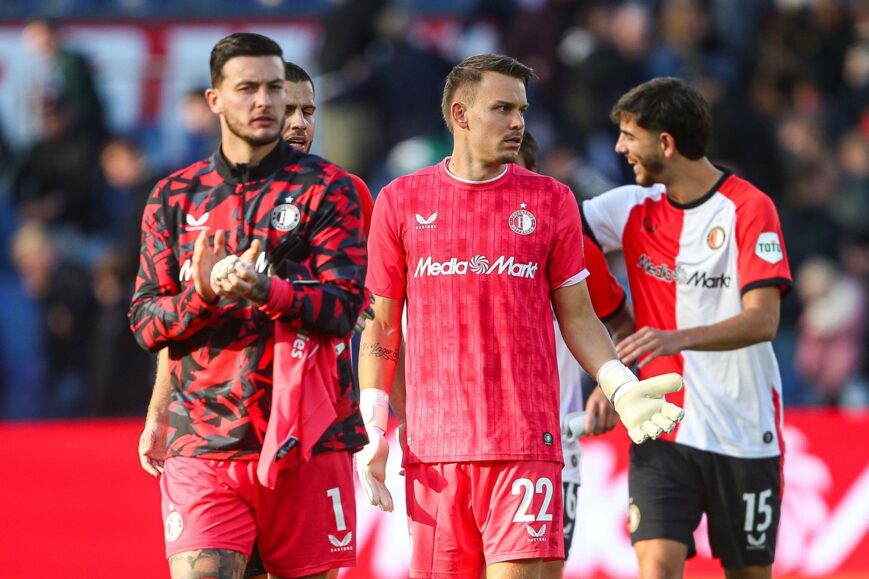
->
[487,548,565,565]
[670,439,782,460]
[364,285,406,300]
[741,277,792,297]
[405,454,564,465]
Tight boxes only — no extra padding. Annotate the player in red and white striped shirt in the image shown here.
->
[358,54,684,578]
[518,131,631,579]
[583,77,792,579]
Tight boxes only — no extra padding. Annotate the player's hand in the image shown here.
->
[210,239,271,305]
[236,239,261,268]
[193,228,227,303]
[210,241,268,302]
[584,385,618,435]
[355,388,393,511]
[617,326,684,369]
[138,417,168,476]
[210,254,251,298]
[562,411,590,441]
[355,426,394,511]
[598,361,684,444]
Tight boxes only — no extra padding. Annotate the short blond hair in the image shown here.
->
[441,54,535,132]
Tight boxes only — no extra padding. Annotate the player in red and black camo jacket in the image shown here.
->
[129,139,367,457]
[129,70,367,462]
[128,32,367,578]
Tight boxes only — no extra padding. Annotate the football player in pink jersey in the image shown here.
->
[583,77,793,579]
[358,54,684,578]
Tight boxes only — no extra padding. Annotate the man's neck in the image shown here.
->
[221,137,279,167]
[664,158,724,205]
[447,148,507,182]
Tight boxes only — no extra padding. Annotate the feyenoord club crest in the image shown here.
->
[706,226,726,249]
[509,202,536,235]
[271,203,301,232]
[164,505,183,542]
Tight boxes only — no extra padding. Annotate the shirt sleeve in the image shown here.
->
[583,233,626,321]
[365,184,408,299]
[128,182,218,352]
[349,173,375,240]
[548,185,588,290]
[735,192,792,295]
[582,184,664,252]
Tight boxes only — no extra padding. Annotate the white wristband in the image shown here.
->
[360,388,389,432]
[597,360,638,405]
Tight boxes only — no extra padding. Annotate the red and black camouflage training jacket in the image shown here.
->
[129,140,368,460]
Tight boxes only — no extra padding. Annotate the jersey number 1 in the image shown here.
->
[326,487,347,531]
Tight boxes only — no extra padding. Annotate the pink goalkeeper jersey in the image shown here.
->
[366,159,588,464]
[582,171,791,459]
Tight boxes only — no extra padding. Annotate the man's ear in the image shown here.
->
[659,132,677,158]
[205,87,221,115]
[451,101,469,131]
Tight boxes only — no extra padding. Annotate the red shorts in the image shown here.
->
[405,460,564,578]
[160,451,356,577]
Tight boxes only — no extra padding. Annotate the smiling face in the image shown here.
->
[207,55,286,150]
[459,71,528,167]
[614,113,666,187]
[282,79,316,152]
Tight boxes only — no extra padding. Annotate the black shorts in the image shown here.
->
[244,541,265,577]
[629,440,781,569]
[562,481,579,559]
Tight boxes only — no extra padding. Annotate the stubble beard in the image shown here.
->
[498,149,519,164]
[636,154,665,187]
[225,111,280,148]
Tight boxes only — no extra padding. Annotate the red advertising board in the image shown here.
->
[0,410,866,578]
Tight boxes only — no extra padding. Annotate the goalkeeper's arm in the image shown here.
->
[552,280,684,444]
[355,293,405,511]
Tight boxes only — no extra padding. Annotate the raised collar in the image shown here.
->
[214,139,293,182]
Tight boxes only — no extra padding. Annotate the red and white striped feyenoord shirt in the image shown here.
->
[367,159,588,464]
[582,171,791,459]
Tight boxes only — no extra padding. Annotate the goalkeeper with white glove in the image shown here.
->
[354,281,685,518]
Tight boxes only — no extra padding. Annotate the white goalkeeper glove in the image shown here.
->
[597,360,684,444]
[354,388,394,512]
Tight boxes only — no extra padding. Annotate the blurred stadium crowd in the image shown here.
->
[0,0,866,420]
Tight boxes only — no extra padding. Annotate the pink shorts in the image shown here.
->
[405,460,564,578]
[160,451,356,577]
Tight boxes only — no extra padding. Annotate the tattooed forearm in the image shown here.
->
[168,549,246,579]
[360,342,399,362]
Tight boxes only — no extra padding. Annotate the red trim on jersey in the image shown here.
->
[583,233,625,320]
[349,173,374,239]
[773,388,786,495]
